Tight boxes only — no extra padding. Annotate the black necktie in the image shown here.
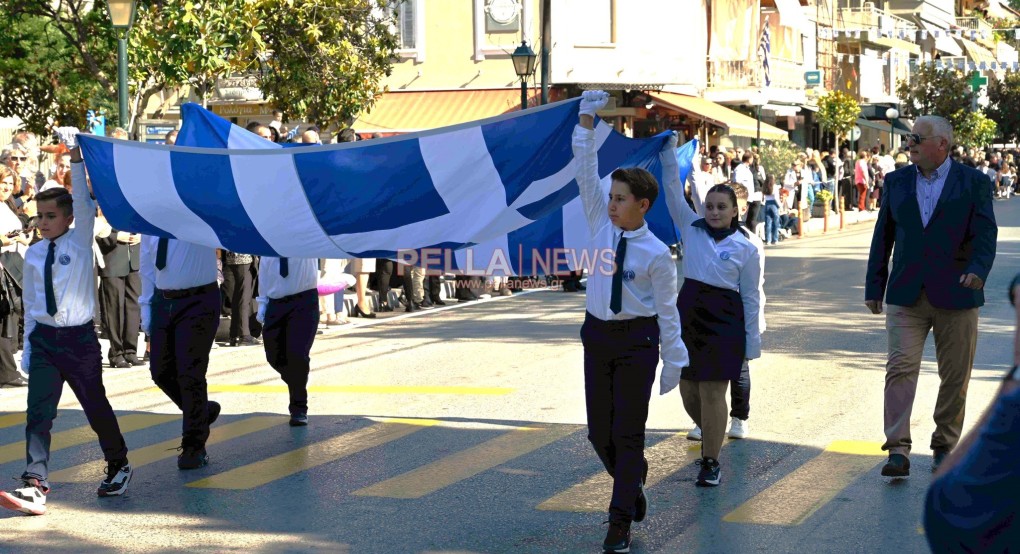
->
[610,234,627,314]
[280,257,289,278]
[45,241,57,316]
[155,237,168,270]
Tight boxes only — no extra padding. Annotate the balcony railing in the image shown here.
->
[707,57,805,90]
[956,16,996,48]
[836,4,916,32]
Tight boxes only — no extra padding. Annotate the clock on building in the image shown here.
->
[486,0,520,32]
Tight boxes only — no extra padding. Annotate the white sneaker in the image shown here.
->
[0,478,47,515]
[686,426,702,441]
[728,417,747,439]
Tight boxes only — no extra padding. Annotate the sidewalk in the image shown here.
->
[798,207,878,238]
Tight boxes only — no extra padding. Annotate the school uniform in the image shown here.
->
[20,163,128,489]
[139,235,220,454]
[573,125,689,524]
[663,164,765,468]
[96,231,142,366]
[256,256,319,422]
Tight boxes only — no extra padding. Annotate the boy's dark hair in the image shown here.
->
[337,128,357,143]
[36,187,73,216]
[741,153,753,163]
[730,182,749,202]
[610,167,659,209]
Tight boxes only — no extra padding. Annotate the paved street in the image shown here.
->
[0,200,1016,553]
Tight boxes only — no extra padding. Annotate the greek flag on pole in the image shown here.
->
[760,20,772,87]
[78,99,695,276]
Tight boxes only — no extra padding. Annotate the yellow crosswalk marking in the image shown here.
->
[186,419,441,490]
[49,416,287,483]
[723,440,885,525]
[204,384,514,395]
[0,413,26,430]
[537,432,702,512]
[0,413,177,465]
[354,425,581,499]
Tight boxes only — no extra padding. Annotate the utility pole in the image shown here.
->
[540,0,551,105]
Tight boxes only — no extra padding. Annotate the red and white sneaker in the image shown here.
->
[0,478,48,515]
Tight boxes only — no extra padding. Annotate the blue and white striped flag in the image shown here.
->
[760,19,772,87]
[79,99,694,275]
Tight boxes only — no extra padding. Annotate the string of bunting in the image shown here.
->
[817,27,1020,41]
[832,52,1020,71]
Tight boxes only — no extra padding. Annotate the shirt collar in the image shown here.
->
[615,221,649,239]
[920,156,953,181]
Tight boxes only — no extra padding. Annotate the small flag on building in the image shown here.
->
[759,17,772,87]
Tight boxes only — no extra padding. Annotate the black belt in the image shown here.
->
[158,282,218,300]
[271,288,317,304]
[585,311,657,331]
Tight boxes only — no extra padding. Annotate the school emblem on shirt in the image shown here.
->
[58,254,71,265]
[719,251,731,261]
[623,269,635,282]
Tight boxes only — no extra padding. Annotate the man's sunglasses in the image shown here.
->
[906,134,938,145]
[9,156,26,162]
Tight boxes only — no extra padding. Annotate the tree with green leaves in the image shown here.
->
[955,111,998,148]
[986,70,1020,145]
[896,64,972,132]
[816,90,860,144]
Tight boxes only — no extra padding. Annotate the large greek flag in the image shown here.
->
[78,99,695,275]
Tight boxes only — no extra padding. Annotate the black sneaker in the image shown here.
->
[602,520,631,553]
[97,460,133,497]
[881,453,910,477]
[289,413,308,427]
[931,448,949,472]
[177,445,209,470]
[696,457,721,487]
[207,401,221,426]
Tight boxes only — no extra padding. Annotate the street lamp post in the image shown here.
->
[749,91,767,147]
[109,0,138,130]
[510,41,537,111]
[885,107,900,153]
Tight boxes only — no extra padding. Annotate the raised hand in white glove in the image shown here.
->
[663,130,678,152]
[256,304,266,325]
[659,364,682,395]
[141,304,151,336]
[20,344,31,375]
[579,90,610,117]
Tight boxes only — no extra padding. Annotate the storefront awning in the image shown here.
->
[353,89,533,134]
[959,37,997,65]
[648,92,789,141]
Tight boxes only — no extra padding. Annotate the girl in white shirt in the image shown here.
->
[664,175,765,488]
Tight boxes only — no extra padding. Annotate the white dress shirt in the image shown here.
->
[572,125,689,374]
[139,235,218,306]
[23,163,97,337]
[256,257,318,311]
[732,163,754,191]
[663,157,767,359]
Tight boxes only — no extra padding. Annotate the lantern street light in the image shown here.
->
[885,107,900,153]
[109,0,138,130]
[511,41,538,111]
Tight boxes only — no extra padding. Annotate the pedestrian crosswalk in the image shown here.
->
[0,410,891,526]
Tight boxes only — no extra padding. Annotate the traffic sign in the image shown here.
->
[804,71,822,86]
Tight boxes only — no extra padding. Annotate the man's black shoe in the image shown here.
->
[177,445,209,470]
[109,356,131,369]
[207,401,221,426]
[1,376,28,388]
[289,413,308,427]
[124,355,145,366]
[432,298,446,306]
[932,448,950,472]
[881,454,910,477]
[602,520,631,553]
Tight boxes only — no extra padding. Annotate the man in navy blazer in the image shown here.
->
[865,115,997,478]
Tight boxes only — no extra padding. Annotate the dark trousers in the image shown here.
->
[425,275,442,302]
[0,335,20,382]
[100,272,141,360]
[25,322,127,488]
[262,289,319,415]
[375,260,394,307]
[581,312,659,523]
[150,285,220,447]
[225,263,252,339]
[730,360,750,420]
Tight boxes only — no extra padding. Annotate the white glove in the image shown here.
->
[20,344,31,375]
[256,304,266,325]
[663,131,678,152]
[141,304,151,336]
[579,90,610,117]
[659,364,682,395]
